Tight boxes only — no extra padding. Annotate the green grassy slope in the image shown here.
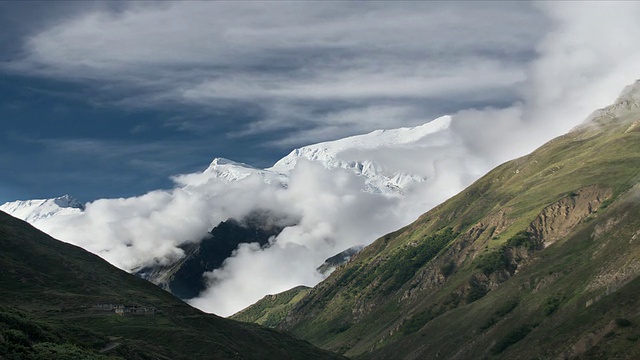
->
[231,286,311,327]
[0,211,345,360]
[275,95,640,358]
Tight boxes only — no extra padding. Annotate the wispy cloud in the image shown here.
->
[4,2,546,147]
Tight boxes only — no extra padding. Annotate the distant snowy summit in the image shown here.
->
[174,157,288,188]
[270,115,451,172]
[0,195,84,223]
[178,115,452,195]
[269,115,451,194]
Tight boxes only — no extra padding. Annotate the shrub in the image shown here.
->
[615,318,632,327]
[479,317,497,331]
[479,299,518,331]
[506,231,536,250]
[475,247,509,275]
[490,324,536,354]
[495,299,519,317]
[3,329,29,347]
[331,324,350,334]
[400,310,435,335]
[543,296,562,316]
[440,261,455,277]
[599,198,614,210]
[380,228,458,293]
[443,293,461,308]
[465,278,487,303]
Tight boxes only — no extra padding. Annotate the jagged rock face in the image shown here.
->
[137,211,291,300]
[527,186,612,247]
[398,187,611,312]
[581,79,640,127]
[625,119,640,133]
[177,115,452,196]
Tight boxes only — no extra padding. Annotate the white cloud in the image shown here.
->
[190,161,412,315]
[17,3,541,71]
[5,2,545,146]
[181,59,527,101]
[527,2,640,126]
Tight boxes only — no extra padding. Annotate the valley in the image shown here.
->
[234,82,640,359]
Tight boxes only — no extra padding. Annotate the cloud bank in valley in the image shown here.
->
[12,2,640,316]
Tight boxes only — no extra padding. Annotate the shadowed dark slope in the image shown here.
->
[0,211,344,360]
[135,211,291,300]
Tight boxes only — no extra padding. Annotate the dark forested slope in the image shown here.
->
[0,211,344,360]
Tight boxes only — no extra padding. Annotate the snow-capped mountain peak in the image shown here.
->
[204,157,260,180]
[264,115,452,194]
[0,195,85,224]
[269,115,451,173]
[203,157,287,185]
[173,157,287,188]
[53,194,85,210]
[207,157,251,168]
[174,116,453,195]
[4,115,455,225]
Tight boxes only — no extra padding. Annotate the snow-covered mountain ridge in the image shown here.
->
[271,115,451,172]
[0,195,84,223]
[175,157,288,187]
[268,115,452,194]
[2,116,453,226]
[176,115,452,195]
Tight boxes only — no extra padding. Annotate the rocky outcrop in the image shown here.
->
[625,119,640,133]
[527,186,612,247]
[560,319,625,359]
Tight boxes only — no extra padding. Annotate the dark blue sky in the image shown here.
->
[0,72,295,202]
[0,1,546,204]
